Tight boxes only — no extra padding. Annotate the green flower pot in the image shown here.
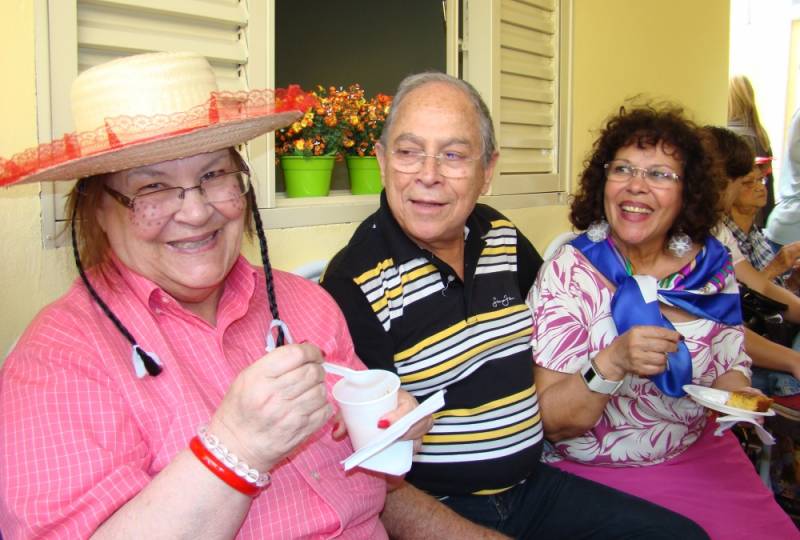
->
[281,156,335,198]
[345,155,383,195]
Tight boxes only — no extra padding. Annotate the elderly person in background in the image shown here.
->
[728,74,775,227]
[706,126,800,291]
[528,104,799,539]
[727,160,800,290]
[322,73,708,539]
[0,52,428,539]
[702,126,800,398]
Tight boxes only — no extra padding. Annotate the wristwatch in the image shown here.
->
[581,358,624,395]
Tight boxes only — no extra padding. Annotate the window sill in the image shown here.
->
[258,190,566,229]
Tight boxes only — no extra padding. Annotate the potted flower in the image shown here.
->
[275,85,349,198]
[341,84,392,195]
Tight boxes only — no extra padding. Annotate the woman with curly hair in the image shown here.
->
[527,104,798,538]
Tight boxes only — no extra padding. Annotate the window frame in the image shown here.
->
[35,0,570,248]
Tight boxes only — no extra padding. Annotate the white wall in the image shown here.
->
[729,0,794,178]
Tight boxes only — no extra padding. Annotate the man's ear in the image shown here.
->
[480,151,499,195]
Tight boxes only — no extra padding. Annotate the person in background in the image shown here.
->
[703,126,800,398]
[728,74,774,227]
[727,157,800,290]
[0,51,429,539]
[767,106,800,248]
[528,104,799,539]
[321,72,708,540]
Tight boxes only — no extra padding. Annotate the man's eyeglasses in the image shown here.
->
[604,160,681,189]
[389,148,481,179]
[104,169,251,220]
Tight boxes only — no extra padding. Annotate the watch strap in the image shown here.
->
[581,358,624,395]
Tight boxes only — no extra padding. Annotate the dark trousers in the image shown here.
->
[438,462,709,540]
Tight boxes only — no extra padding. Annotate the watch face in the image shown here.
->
[582,362,622,395]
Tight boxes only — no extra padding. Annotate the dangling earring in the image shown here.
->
[586,220,609,242]
[668,231,692,257]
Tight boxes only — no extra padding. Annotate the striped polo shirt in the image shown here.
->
[321,194,544,496]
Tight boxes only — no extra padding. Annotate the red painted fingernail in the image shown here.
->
[377,419,391,429]
[332,422,340,431]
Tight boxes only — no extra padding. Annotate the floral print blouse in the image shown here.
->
[528,245,751,467]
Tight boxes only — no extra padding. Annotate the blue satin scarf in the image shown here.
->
[570,233,742,397]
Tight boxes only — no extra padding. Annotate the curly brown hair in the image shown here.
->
[699,125,754,180]
[570,104,719,243]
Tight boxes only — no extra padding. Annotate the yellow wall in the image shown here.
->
[0,0,730,360]
[571,0,729,178]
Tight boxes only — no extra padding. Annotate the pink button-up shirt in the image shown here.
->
[0,256,388,539]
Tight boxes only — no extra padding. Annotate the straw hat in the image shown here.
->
[0,51,313,187]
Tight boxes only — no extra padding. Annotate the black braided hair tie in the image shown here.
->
[249,189,287,349]
[71,180,163,377]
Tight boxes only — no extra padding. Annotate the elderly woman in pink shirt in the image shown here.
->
[0,52,428,539]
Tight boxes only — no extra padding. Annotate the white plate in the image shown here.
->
[357,440,414,475]
[682,384,775,418]
[342,389,446,474]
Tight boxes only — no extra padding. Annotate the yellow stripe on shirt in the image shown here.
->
[398,327,533,383]
[394,304,530,362]
[423,414,541,444]
[434,386,536,418]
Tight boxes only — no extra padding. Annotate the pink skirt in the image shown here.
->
[551,422,798,539]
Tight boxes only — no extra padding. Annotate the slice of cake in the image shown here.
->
[726,391,774,412]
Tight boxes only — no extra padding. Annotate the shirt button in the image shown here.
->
[311,471,321,481]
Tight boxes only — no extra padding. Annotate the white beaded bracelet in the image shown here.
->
[197,425,271,489]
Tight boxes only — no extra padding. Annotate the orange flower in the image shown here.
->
[275,83,392,158]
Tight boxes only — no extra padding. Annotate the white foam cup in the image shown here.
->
[332,369,400,450]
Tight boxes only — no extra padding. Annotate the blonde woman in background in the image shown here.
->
[728,74,775,227]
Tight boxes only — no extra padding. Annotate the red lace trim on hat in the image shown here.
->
[0,85,317,186]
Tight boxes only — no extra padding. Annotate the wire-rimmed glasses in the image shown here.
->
[604,160,681,189]
[104,169,251,220]
[389,147,481,179]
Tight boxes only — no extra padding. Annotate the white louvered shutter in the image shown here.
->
[493,0,563,195]
[44,0,266,231]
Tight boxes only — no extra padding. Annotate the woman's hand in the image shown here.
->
[598,325,682,380]
[379,390,432,451]
[765,241,800,280]
[208,343,333,472]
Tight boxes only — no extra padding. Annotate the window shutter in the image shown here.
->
[44,0,264,231]
[493,0,562,195]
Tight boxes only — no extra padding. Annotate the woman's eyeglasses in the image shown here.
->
[604,160,681,189]
[104,169,251,220]
[740,176,768,190]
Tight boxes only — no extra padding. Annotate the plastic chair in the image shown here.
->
[542,231,577,260]
[292,260,328,283]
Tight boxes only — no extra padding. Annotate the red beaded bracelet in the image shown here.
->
[189,436,261,497]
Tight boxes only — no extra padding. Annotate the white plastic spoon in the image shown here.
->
[322,362,384,385]
[715,415,775,446]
